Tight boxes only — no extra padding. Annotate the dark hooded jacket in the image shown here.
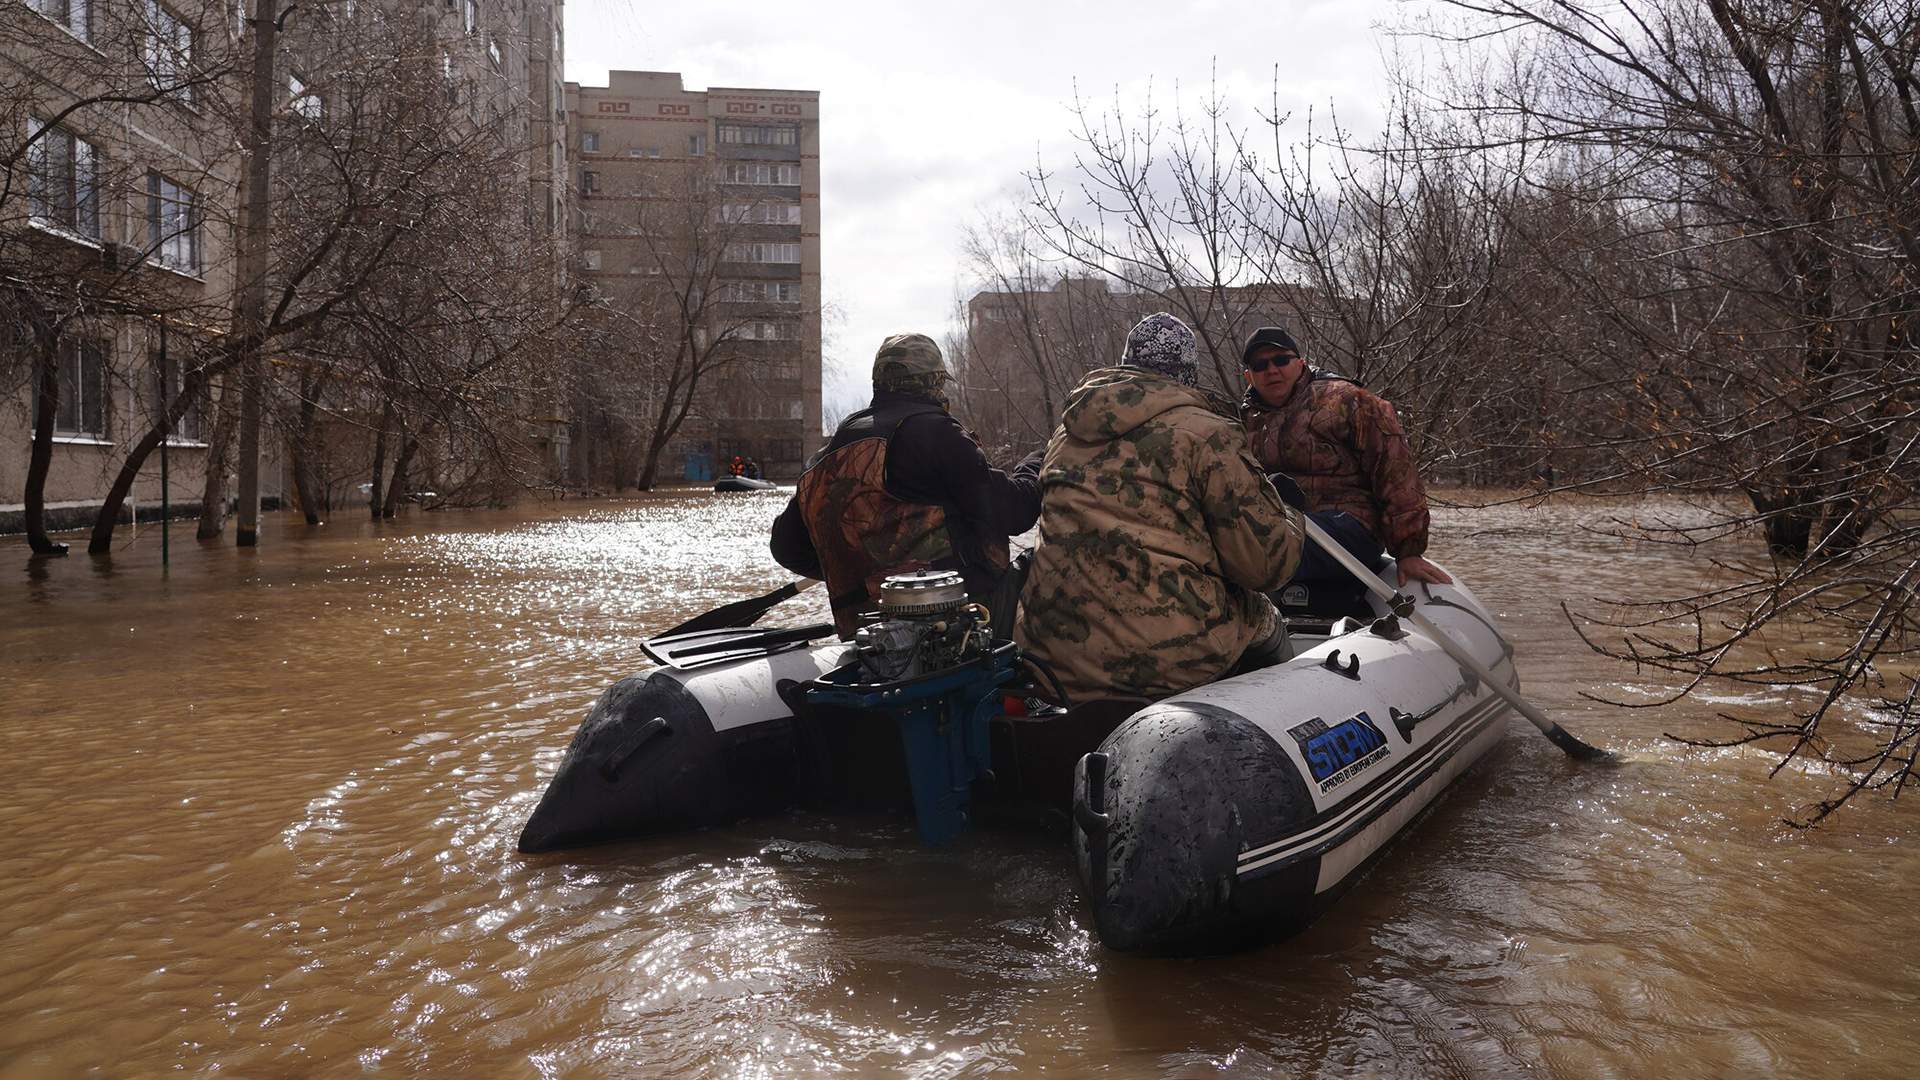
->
[770,390,1041,634]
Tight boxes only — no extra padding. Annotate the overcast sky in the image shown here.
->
[565,0,1406,415]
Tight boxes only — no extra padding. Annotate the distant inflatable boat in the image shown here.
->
[518,570,1514,953]
[713,475,777,492]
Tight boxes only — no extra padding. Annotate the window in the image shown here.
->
[628,147,662,159]
[28,0,90,41]
[146,172,200,272]
[27,120,100,239]
[579,169,598,196]
[724,242,800,264]
[721,162,801,186]
[722,280,801,304]
[288,72,321,121]
[580,249,602,271]
[40,339,108,438]
[734,320,799,341]
[580,131,599,152]
[720,201,801,225]
[688,133,707,156]
[153,358,205,442]
[770,438,802,462]
[717,124,798,147]
[144,1,195,103]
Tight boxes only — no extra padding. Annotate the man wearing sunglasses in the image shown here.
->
[1239,326,1452,588]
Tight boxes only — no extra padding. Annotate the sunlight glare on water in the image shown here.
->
[0,489,1914,1076]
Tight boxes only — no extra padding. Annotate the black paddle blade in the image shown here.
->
[1544,723,1618,763]
[664,580,806,635]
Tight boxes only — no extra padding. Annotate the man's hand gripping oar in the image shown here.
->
[1298,514,1615,763]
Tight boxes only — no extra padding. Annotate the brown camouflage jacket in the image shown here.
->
[1015,368,1303,703]
[792,426,1007,637]
[1240,371,1430,559]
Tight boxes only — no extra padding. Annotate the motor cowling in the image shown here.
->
[849,570,994,682]
[805,569,1018,844]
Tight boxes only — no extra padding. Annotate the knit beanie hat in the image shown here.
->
[1121,312,1199,386]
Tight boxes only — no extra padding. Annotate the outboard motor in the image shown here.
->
[801,570,1020,844]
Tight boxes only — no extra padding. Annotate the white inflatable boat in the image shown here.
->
[519,569,1517,952]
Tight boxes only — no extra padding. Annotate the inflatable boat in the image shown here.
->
[518,568,1517,952]
[713,475,777,493]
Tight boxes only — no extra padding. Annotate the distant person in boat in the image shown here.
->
[743,458,763,480]
[1239,326,1452,587]
[729,456,746,477]
[1016,313,1304,703]
[770,332,1042,637]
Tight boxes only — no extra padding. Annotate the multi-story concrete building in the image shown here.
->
[1,0,252,536]
[1,0,569,536]
[566,70,821,483]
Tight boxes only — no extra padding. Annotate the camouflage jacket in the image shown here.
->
[784,398,1010,636]
[1240,372,1430,559]
[1015,368,1303,702]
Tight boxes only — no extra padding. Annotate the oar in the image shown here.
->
[1299,516,1614,762]
[663,579,820,635]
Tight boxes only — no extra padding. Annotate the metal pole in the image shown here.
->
[160,322,169,569]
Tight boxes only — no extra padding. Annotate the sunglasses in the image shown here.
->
[1244,351,1299,373]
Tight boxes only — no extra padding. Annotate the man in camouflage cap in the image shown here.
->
[771,333,1042,636]
[1015,313,1304,703]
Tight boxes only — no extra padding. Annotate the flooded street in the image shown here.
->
[2,491,1914,1077]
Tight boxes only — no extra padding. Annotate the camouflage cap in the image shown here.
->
[872,333,951,384]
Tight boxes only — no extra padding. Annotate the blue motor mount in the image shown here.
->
[798,570,1021,844]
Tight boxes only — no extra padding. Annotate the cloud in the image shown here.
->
[566,0,1403,419]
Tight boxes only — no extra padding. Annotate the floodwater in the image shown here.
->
[1,491,1913,1077]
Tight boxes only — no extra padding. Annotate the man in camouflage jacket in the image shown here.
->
[1016,313,1304,703]
[771,333,1041,636]
[1239,326,1451,587]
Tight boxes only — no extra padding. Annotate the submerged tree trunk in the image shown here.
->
[289,376,323,525]
[22,319,67,556]
[368,399,393,520]
[197,382,236,540]
[381,437,417,519]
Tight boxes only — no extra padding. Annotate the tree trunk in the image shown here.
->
[369,399,393,520]
[289,386,322,525]
[636,436,666,491]
[22,320,68,556]
[196,382,236,540]
[381,437,417,519]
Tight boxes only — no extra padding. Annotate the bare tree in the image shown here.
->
[1406,0,1919,821]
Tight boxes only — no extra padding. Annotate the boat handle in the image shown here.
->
[1074,752,1110,836]
[601,716,672,782]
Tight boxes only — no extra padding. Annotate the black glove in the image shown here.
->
[1267,471,1307,511]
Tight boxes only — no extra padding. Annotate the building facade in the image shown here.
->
[566,70,821,483]
[2,0,569,535]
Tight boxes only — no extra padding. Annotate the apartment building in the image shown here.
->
[2,0,567,535]
[0,0,252,532]
[566,70,821,482]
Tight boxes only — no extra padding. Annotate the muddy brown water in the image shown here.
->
[1,492,1914,1077]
